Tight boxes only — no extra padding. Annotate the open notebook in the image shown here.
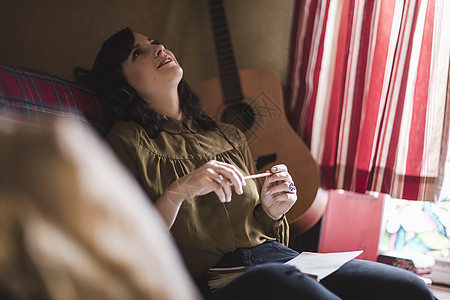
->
[208,250,363,291]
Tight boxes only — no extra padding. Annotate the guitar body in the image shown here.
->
[195,68,324,230]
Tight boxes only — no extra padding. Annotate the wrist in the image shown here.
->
[254,204,284,226]
[264,208,283,221]
[259,204,283,221]
[162,183,185,207]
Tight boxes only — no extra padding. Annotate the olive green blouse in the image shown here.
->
[105,118,289,276]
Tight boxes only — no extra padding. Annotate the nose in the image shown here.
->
[155,44,165,57]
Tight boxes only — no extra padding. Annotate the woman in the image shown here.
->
[76,27,436,300]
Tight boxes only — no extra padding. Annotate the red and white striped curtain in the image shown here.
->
[286,0,450,201]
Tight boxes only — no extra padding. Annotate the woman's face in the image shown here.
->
[121,33,183,100]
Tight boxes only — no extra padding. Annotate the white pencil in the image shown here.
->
[243,171,273,180]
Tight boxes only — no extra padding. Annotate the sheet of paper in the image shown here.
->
[285,250,363,281]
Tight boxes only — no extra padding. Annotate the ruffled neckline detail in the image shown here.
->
[162,117,198,134]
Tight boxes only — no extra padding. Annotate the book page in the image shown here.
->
[285,250,363,281]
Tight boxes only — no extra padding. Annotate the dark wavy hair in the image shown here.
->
[74,27,216,137]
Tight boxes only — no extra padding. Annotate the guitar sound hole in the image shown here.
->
[221,103,255,133]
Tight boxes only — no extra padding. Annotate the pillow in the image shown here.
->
[0,118,200,300]
[0,62,110,134]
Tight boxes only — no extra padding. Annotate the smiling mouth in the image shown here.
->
[158,56,173,68]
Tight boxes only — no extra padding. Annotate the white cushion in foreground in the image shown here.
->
[0,118,201,300]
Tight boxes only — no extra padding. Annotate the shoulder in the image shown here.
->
[215,122,246,142]
[107,120,143,135]
[105,121,145,148]
[215,122,249,152]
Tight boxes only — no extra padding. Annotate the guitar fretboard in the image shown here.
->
[208,0,244,104]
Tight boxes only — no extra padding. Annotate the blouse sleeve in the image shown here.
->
[105,122,141,181]
[233,126,290,246]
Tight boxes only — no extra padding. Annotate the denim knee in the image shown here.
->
[211,263,340,300]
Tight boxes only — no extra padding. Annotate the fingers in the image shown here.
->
[270,164,288,174]
[265,165,289,184]
[206,160,245,192]
[259,164,298,219]
[264,164,295,194]
[205,160,245,203]
[207,169,232,202]
[211,160,246,188]
[265,181,296,195]
[264,191,297,207]
[263,164,297,205]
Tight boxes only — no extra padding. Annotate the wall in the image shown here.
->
[0,0,294,89]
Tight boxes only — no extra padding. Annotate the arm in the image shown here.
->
[156,160,246,228]
[233,126,293,244]
[105,123,184,227]
[106,124,246,228]
[260,164,297,220]
[232,126,296,219]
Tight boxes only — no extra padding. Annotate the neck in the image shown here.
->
[144,88,183,121]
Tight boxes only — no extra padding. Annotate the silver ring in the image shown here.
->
[214,174,224,184]
[289,182,296,192]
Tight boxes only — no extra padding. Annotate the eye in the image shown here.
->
[149,39,161,45]
[131,48,143,61]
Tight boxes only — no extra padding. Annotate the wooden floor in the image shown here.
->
[430,284,450,300]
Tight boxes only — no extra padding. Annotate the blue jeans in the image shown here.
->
[194,240,436,300]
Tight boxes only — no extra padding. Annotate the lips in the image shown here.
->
[158,56,173,68]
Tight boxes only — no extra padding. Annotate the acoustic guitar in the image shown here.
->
[194,0,325,232]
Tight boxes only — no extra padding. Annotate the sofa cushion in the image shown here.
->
[0,62,110,134]
[0,118,200,300]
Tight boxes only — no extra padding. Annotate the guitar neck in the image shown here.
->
[208,0,244,103]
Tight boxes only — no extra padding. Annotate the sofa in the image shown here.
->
[0,62,201,299]
[0,61,110,134]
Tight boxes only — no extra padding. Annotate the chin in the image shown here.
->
[175,67,183,81]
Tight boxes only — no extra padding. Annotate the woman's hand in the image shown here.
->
[164,160,246,206]
[260,164,297,220]
[157,160,246,228]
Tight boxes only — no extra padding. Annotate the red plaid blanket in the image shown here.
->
[0,62,110,134]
